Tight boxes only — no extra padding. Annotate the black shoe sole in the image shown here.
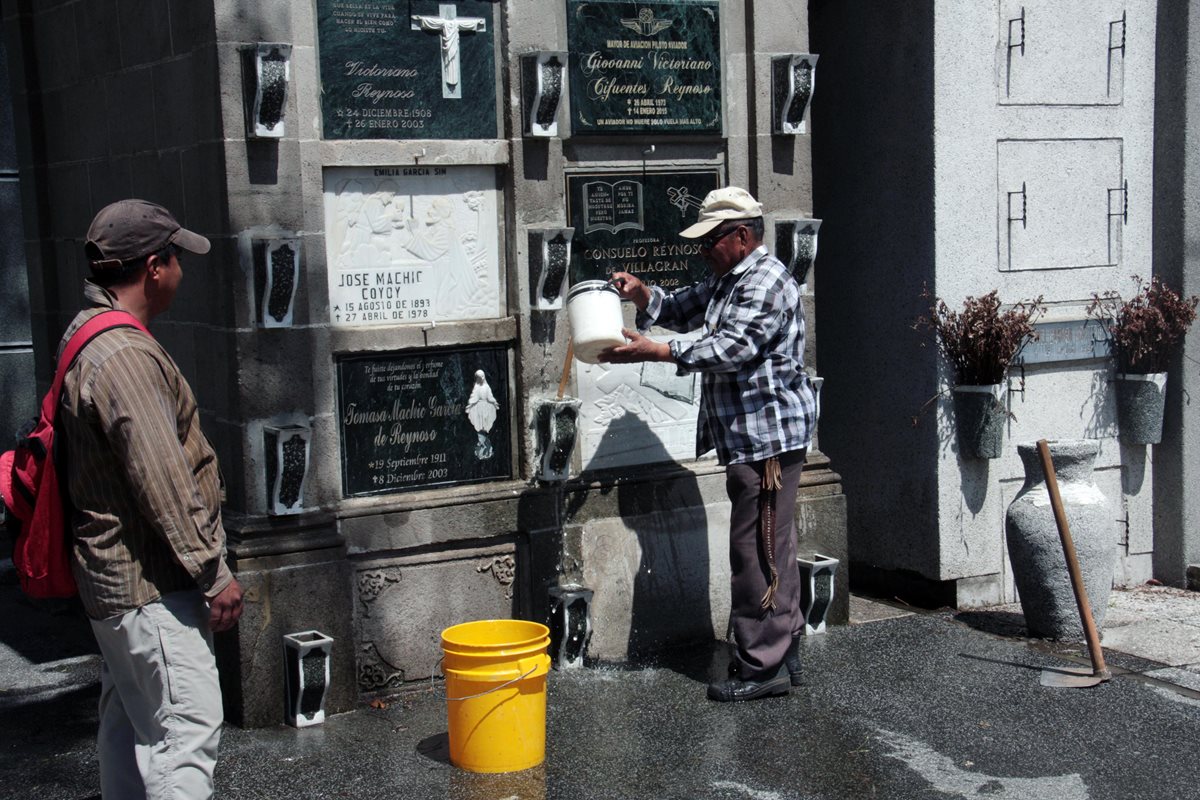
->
[707,674,791,702]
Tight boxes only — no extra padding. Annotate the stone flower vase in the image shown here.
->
[1113,372,1168,445]
[952,384,1006,459]
[1005,440,1116,640]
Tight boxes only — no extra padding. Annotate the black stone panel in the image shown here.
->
[337,345,511,496]
[316,0,498,140]
[566,168,719,289]
[567,0,721,135]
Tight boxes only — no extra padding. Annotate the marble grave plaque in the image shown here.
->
[567,0,722,135]
[337,346,511,496]
[566,169,719,289]
[577,330,702,470]
[316,0,498,139]
[324,165,501,326]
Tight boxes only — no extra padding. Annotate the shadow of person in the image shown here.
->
[580,411,715,684]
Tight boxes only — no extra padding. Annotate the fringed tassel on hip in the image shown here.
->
[759,456,783,611]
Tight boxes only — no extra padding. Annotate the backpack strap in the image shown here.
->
[42,311,152,421]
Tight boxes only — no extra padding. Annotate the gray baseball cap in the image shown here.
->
[85,199,210,267]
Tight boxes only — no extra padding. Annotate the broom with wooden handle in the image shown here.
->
[1036,438,1111,688]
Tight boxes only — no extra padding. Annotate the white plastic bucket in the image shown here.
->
[566,280,625,364]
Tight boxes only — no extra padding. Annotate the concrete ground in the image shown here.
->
[2,573,1199,799]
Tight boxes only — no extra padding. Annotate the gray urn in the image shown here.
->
[1004,440,1116,640]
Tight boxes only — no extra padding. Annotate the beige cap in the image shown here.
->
[85,199,210,267]
[679,186,764,238]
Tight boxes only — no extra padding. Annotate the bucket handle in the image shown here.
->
[445,665,538,702]
[430,655,539,702]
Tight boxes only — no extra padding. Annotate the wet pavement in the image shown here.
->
[3,580,1200,800]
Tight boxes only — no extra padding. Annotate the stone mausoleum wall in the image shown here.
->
[812,1,1190,606]
[2,0,844,727]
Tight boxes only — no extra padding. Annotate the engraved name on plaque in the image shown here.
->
[324,166,501,326]
[566,169,720,288]
[316,0,497,139]
[567,0,722,135]
[337,346,511,496]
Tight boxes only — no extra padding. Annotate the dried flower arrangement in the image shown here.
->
[1087,276,1198,374]
[915,289,1046,386]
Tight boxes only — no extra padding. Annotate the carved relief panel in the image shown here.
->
[354,545,518,690]
[323,165,502,326]
[576,330,703,471]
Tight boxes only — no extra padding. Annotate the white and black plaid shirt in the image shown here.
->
[637,246,816,466]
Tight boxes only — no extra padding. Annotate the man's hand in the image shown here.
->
[608,272,652,311]
[208,578,244,633]
[597,329,672,364]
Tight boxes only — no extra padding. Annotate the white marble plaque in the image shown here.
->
[323,166,501,326]
[577,329,702,470]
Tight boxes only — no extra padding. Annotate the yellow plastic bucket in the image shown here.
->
[440,619,551,773]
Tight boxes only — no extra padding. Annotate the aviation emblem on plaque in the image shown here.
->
[620,8,673,37]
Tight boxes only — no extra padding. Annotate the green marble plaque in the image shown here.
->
[566,169,720,289]
[317,0,497,140]
[567,0,721,135]
[337,346,511,496]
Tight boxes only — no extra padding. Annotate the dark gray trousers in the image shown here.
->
[725,448,806,680]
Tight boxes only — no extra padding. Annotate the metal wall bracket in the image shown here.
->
[1108,12,1127,59]
[775,219,821,286]
[253,237,301,328]
[533,397,581,482]
[521,51,567,137]
[1107,11,1127,96]
[528,228,574,310]
[1108,179,1128,225]
[1005,7,1026,96]
[264,423,311,515]
[244,43,291,138]
[1007,182,1028,236]
[771,54,818,135]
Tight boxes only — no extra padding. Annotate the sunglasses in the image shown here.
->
[697,224,741,250]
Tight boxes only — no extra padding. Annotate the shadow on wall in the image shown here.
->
[1083,369,1118,440]
[576,412,713,673]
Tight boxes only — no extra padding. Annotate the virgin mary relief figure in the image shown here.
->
[466,369,500,460]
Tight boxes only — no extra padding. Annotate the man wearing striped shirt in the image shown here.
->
[601,187,816,703]
[59,200,243,798]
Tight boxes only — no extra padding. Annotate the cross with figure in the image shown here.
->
[412,4,487,99]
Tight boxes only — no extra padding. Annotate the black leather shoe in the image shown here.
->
[728,637,802,685]
[784,635,802,686]
[724,633,801,686]
[707,668,790,702]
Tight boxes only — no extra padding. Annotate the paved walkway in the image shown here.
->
[2,577,1199,799]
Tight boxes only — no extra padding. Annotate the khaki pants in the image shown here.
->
[90,591,222,800]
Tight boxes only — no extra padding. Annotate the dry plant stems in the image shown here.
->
[915,289,1045,386]
[1087,276,1199,374]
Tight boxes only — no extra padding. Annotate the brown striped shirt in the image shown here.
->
[58,282,232,620]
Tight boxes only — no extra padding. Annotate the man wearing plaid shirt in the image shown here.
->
[600,186,816,702]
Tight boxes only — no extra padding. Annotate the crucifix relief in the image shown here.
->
[412,4,487,99]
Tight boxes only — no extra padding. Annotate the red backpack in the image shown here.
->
[1,311,150,598]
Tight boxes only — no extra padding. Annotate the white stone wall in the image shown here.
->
[931,1,1158,602]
